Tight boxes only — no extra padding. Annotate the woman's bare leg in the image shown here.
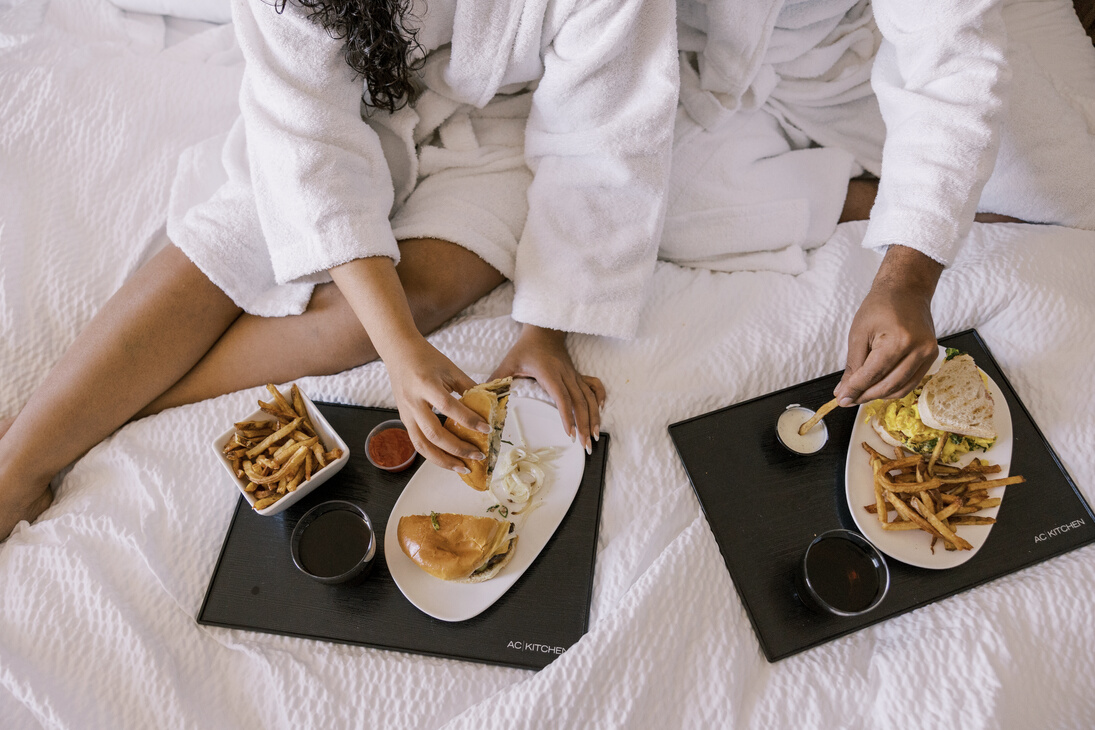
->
[141,237,505,413]
[0,245,242,538]
[1,238,502,539]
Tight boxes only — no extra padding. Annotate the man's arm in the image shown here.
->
[834,245,943,406]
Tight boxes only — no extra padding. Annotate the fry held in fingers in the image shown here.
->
[799,397,839,436]
[222,383,343,511]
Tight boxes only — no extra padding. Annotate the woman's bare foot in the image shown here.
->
[0,415,54,541]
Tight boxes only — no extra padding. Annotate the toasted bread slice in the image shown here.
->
[443,377,511,490]
[918,354,996,439]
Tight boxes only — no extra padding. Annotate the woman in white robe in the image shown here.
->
[0,0,678,539]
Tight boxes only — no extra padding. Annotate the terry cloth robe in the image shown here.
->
[668,0,1010,271]
[168,0,678,337]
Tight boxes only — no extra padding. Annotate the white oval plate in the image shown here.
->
[384,397,586,621]
[845,347,1013,569]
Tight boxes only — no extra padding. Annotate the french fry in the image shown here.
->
[266,383,296,416]
[880,520,923,531]
[290,384,307,419]
[862,435,1025,552]
[951,516,997,526]
[928,431,947,474]
[253,496,280,510]
[912,497,973,550]
[871,459,887,525]
[887,493,942,537]
[798,397,839,436]
[245,417,303,458]
[225,385,339,510]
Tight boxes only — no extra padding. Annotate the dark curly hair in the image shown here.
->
[273,0,422,113]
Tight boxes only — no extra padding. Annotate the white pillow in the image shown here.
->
[107,0,231,24]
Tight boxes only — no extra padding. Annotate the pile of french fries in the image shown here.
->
[222,384,344,511]
[862,439,1025,553]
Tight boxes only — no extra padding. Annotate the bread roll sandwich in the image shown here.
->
[397,512,518,582]
[444,377,511,491]
[865,350,996,462]
[916,353,995,439]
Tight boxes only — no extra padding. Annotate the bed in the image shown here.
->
[2,1,1095,728]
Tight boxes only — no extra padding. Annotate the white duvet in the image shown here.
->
[2,2,1094,729]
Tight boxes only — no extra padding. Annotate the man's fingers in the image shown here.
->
[838,345,899,405]
[836,325,873,404]
[858,351,935,403]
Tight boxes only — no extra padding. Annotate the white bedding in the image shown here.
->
[2,2,1094,728]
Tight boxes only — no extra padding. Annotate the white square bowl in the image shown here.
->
[211,390,350,516]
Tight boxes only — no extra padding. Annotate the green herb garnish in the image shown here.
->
[944,347,963,361]
[501,439,514,446]
[487,505,499,513]
[498,505,509,519]
[430,511,440,531]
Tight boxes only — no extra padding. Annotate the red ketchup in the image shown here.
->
[368,427,416,471]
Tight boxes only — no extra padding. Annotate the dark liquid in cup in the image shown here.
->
[298,509,371,578]
[805,536,881,613]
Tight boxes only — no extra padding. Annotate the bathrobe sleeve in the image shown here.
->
[233,0,400,284]
[512,0,679,339]
[863,0,1009,266]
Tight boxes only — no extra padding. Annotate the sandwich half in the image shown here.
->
[397,512,518,583]
[444,377,511,491]
[917,353,996,439]
[865,352,996,462]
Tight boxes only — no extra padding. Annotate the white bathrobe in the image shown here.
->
[669,0,1095,275]
[168,0,678,338]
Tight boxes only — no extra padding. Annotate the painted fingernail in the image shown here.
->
[470,451,486,461]
[477,423,491,434]
[839,397,854,407]
[585,441,592,455]
[453,466,470,475]
[593,432,600,442]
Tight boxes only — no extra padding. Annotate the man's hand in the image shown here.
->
[490,324,605,453]
[834,245,943,406]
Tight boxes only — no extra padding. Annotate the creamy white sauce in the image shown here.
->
[777,405,828,454]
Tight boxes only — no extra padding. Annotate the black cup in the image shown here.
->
[795,529,889,617]
[290,500,376,585]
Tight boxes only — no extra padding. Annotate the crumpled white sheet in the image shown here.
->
[2,2,1094,729]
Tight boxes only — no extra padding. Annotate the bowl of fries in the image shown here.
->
[213,383,349,516]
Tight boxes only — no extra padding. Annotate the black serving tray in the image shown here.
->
[198,402,608,670]
[669,330,1095,662]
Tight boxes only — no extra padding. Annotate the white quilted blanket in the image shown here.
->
[2,2,1094,729]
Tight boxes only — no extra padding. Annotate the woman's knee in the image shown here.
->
[396,238,505,330]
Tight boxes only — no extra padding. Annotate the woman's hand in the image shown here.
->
[834,245,943,406]
[490,324,605,453]
[327,256,488,473]
[383,335,492,473]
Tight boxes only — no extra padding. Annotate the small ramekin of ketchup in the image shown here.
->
[365,419,417,472]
